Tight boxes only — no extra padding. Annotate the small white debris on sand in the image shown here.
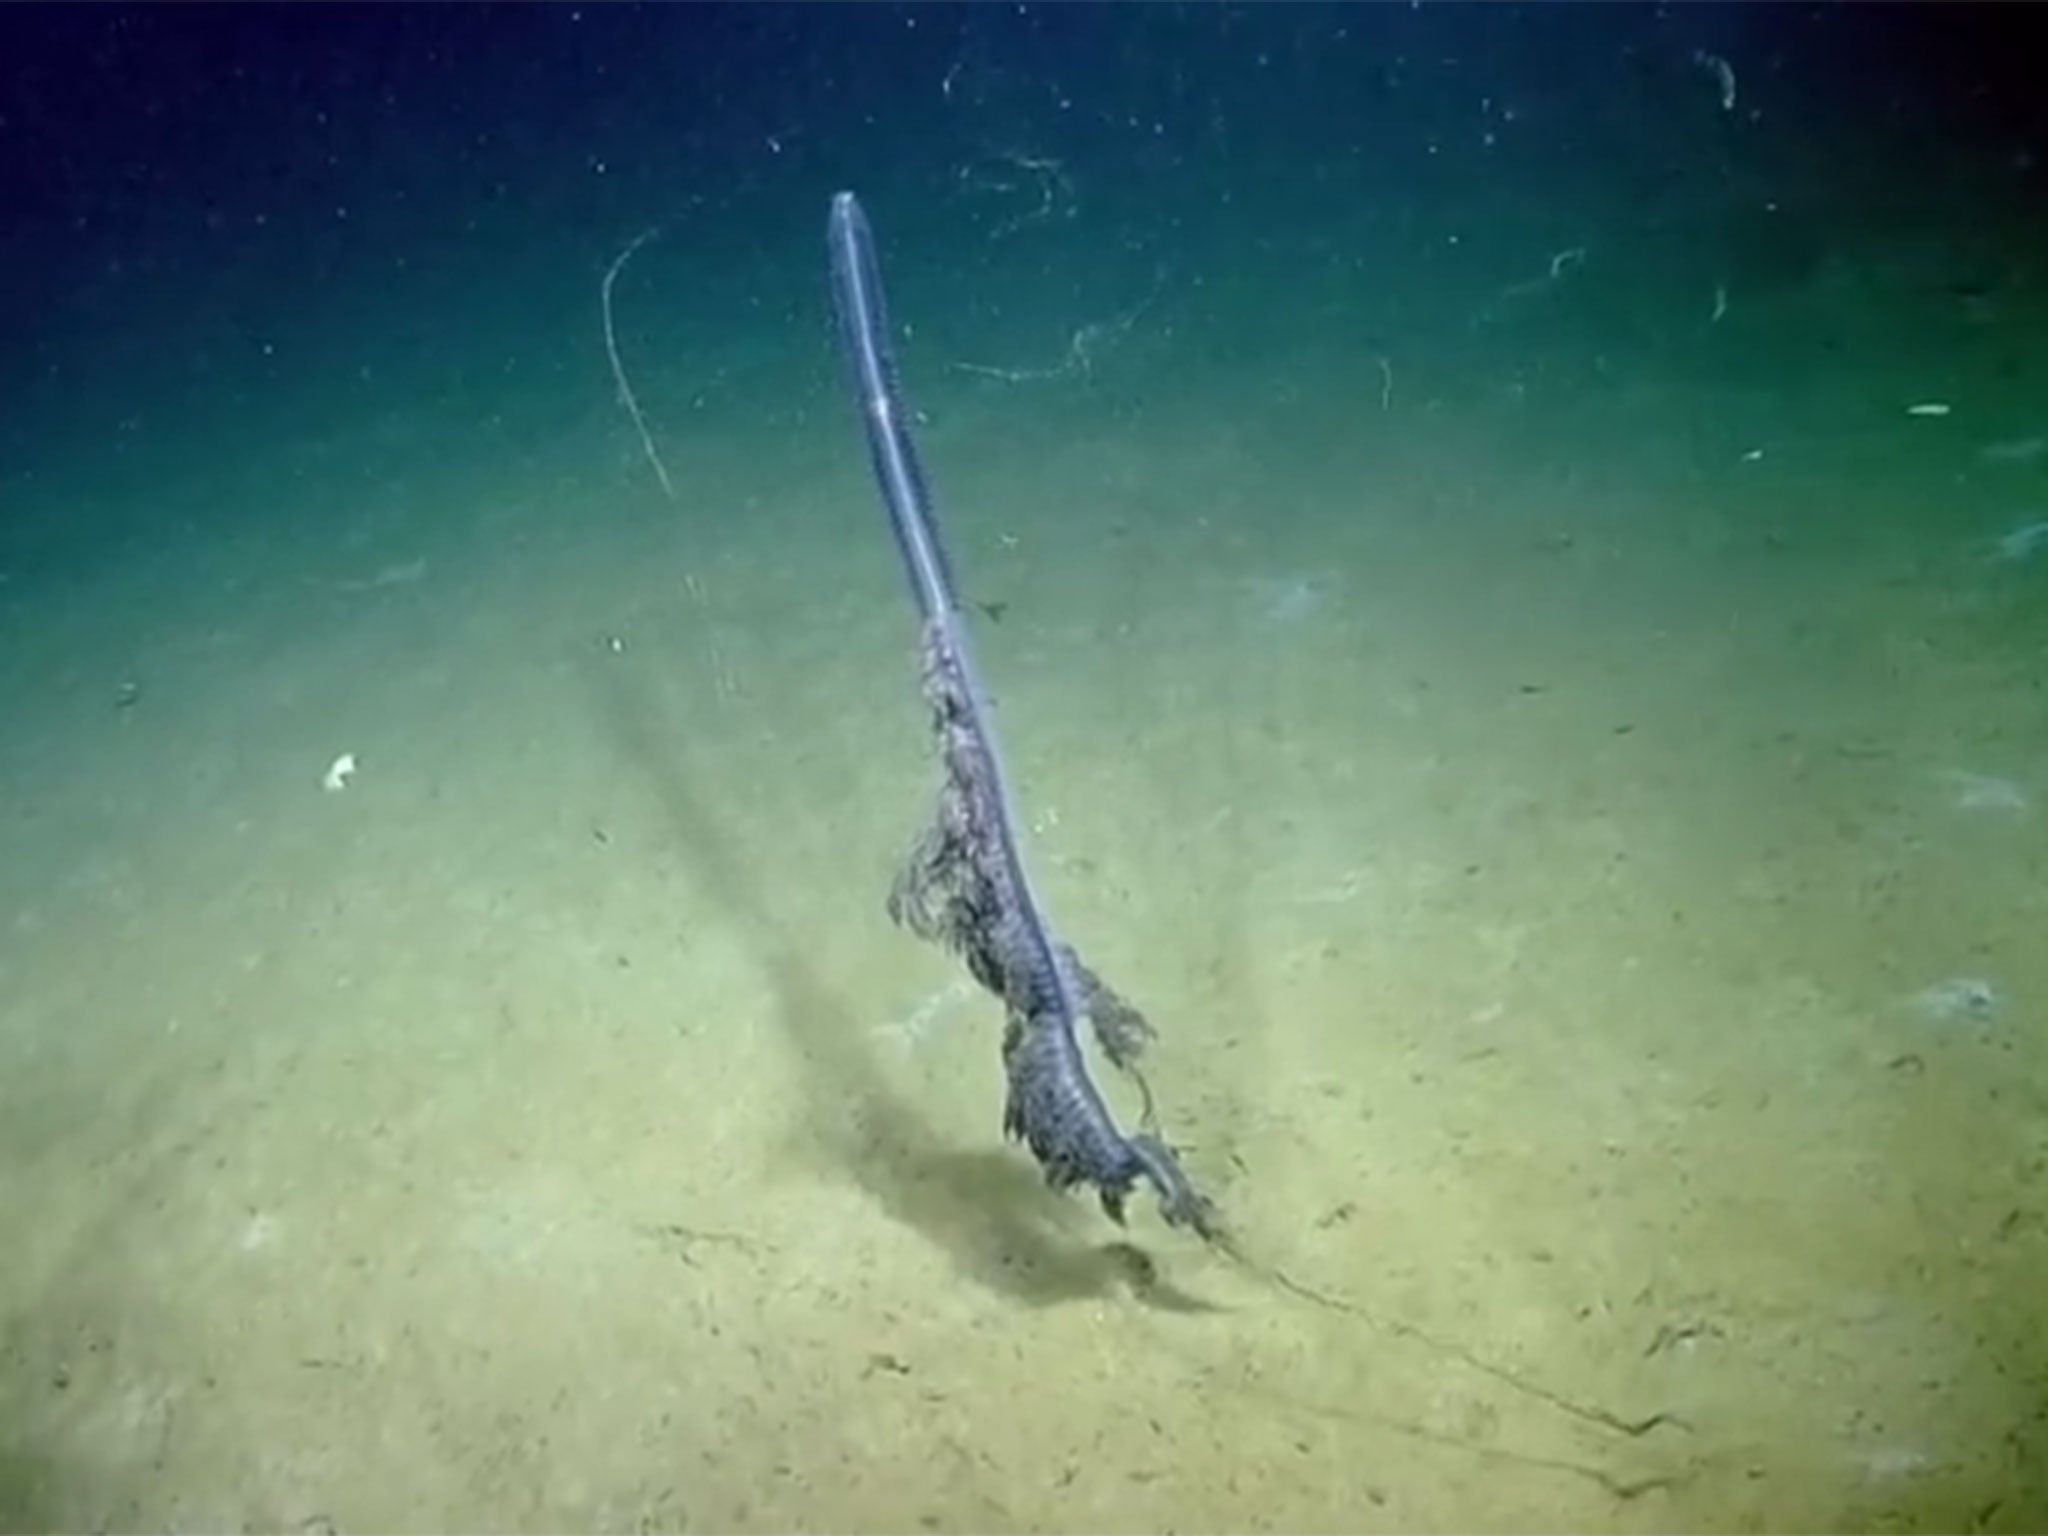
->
[1938,769,2030,814]
[322,752,358,793]
[1979,435,2047,464]
[1911,976,1998,1025]
[1993,519,2048,562]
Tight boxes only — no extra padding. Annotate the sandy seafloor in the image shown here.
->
[3,155,2047,1532]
